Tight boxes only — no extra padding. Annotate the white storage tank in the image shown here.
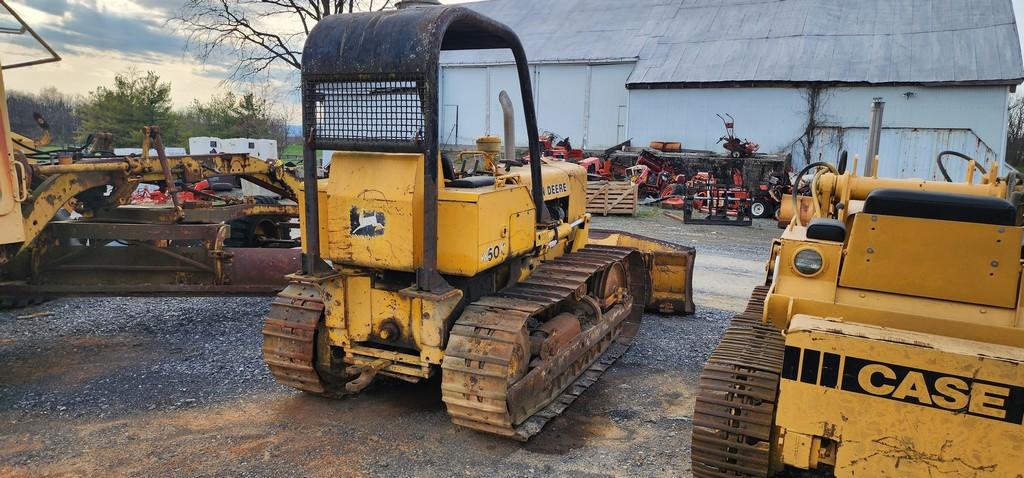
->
[253,139,279,160]
[189,137,222,155]
[114,147,186,156]
[221,138,256,155]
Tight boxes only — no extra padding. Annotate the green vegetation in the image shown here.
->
[7,68,289,151]
[79,70,178,147]
[282,143,303,158]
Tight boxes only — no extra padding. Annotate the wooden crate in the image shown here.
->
[586,181,638,216]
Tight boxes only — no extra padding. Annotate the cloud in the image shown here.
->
[21,0,69,16]
[31,0,187,62]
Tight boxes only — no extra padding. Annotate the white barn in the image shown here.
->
[440,0,1024,180]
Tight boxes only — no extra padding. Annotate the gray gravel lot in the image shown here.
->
[1,212,781,477]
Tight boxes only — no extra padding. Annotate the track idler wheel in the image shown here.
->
[597,261,628,308]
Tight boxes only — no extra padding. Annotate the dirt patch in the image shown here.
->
[1,335,146,387]
[526,414,633,455]
[0,394,375,478]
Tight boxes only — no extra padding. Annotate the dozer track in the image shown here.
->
[262,283,339,395]
[691,286,785,477]
[441,246,646,441]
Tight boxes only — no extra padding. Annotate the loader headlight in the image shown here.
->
[793,249,824,277]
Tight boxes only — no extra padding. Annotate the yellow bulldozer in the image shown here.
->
[261,5,695,440]
[692,151,1024,475]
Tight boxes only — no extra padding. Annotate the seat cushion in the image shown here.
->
[863,189,1017,226]
[807,218,846,242]
[449,175,496,188]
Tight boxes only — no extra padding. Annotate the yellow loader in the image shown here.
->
[261,5,695,440]
[692,152,1024,476]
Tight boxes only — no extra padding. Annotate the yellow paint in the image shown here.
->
[761,167,1024,476]
[840,214,1021,308]
[437,185,535,276]
[321,266,463,378]
[0,61,26,246]
[322,151,425,271]
[775,316,1022,477]
[587,230,696,313]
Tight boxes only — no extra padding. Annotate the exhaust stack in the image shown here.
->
[498,91,516,163]
[864,97,885,176]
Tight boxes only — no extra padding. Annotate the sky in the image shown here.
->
[0,0,472,122]
[1,0,1023,123]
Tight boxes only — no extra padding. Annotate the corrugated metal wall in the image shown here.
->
[802,127,998,182]
[627,85,1011,169]
[440,64,1011,179]
[440,63,632,149]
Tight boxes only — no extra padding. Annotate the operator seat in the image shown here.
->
[863,189,1016,226]
[441,153,497,188]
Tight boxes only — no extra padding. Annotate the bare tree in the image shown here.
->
[173,1,394,81]
[1007,95,1024,168]
[790,86,833,167]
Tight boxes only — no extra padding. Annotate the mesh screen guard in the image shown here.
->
[303,77,430,152]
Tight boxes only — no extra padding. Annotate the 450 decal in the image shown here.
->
[481,243,508,263]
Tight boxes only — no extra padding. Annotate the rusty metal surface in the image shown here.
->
[93,203,297,225]
[3,247,299,298]
[691,286,785,478]
[48,222,226,241]
[16,151,301,257]
[441,246,649,440]
[262,283,333,394]
[148,126,184,219]
[589,229,697,315]
[229,248,300,286]
[532,312,581,360]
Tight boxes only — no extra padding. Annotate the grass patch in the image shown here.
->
[282,143,302,158]
[635,205,662,218]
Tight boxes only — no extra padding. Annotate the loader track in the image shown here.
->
[262,283,344,396]
[441,246,647,441]
[691,286,785,478]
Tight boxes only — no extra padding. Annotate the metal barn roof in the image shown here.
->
[440,0,1024,87]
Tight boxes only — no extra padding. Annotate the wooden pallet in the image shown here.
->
[586,181,638,216]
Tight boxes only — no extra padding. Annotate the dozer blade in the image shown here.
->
[441,246,648,441]
[588,229,696,315]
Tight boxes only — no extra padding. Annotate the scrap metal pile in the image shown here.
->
[581,146,793,224]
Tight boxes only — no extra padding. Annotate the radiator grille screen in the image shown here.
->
[304,79,426,148]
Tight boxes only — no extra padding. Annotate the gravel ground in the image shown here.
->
[0,213,781,477]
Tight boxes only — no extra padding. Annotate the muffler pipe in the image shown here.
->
[864,97,884,176]
[498,90,516,163]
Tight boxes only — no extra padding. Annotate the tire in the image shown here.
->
[226,196,287,247]
[751,199,772,219]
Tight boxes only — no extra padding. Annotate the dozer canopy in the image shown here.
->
[299,6,543,291]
